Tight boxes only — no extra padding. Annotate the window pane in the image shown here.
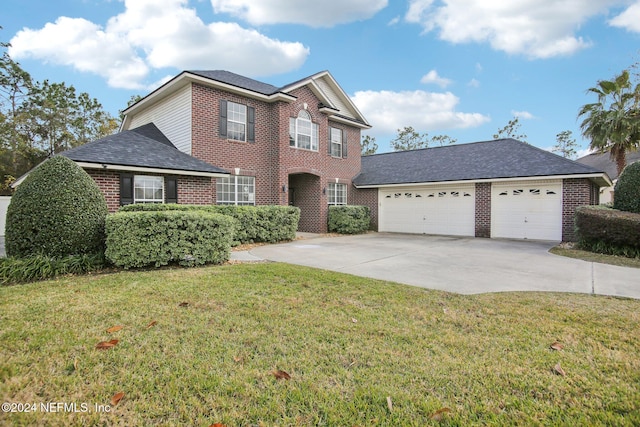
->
[134,175,163,203]
[227,102,247,141]
[331,128,342,157]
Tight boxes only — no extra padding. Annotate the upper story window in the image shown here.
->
[330,127,343,158]
[216,175,255,206]
[289,110,318,151]
[219,100,255,142]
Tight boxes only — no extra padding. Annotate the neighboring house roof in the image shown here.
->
[121,69,370,131]
[354,139,611,187]
[61,123,228,177]
[576,150,640,181]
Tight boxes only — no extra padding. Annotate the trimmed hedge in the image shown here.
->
[119,204,300,245]
[575,205,640,258]
[328,205,371,234]
[6,156,108,258]
[613,161,640,214]
[105,210,237,269]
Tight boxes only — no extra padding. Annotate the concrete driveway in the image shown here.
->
[250,233,640,299]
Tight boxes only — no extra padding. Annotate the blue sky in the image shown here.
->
[3,0,640,155]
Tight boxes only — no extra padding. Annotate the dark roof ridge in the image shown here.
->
[363,138,519,157]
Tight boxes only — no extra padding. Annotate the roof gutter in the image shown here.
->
[353,173,612,189]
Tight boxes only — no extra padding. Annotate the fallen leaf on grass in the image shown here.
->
[233,356,243,363]
[146,320,157,329]
[106,325,123,333]
[110,392,124,406]
[73,358,78,371]
[550,341,564,351]
[179,302,189,307]
[209,424,227,427]
[96,339,119,350]
[553,362,566,376]
[272,370,291,380]
[386,396,393,412]
[430,407,452,421]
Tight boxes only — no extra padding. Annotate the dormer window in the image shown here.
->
[289,110,319,151]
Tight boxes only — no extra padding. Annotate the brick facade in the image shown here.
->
[190,83,363,232]
[562,178,599,242]
[350,187,378,231]
[474,182,491,238]
[86,169,214,213]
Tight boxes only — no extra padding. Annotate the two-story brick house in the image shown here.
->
[111,70,369,233]
[37,69,610,241]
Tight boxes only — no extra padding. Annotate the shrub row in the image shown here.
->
[575,205,640,258]
[119,204,300,245]
[0,253,105,285]
[105,210,237,269]
[328,205,371,234]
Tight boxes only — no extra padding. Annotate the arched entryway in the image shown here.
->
[288,172,324,232]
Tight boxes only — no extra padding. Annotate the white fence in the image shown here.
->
[0,196,11,236]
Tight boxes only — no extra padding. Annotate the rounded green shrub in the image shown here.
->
[613,161,640,214]
[5,156,108,257]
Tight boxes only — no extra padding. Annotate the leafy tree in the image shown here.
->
[390,126,457,151]
[493,117,528,142]
[119,94,144,121]
[578,69,640,177]
[552,130,578,159]
[430,134,457,146]
[391,126,428,151]
[361,135,378,155]
[0,37,118,192]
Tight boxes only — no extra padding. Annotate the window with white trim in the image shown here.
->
[227,101,247,141]
[134,176,164,204]
[289,110,318,151]
[328,183,347,205]
[330,127,342,157]
[216,175,255,205]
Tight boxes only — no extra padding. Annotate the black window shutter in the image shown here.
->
[165,177,177,204]
[219,100,227,137]
[342,131,348,158]
[247,106,255,142]
[120,174,134,206]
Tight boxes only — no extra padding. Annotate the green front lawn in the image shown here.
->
[1,263,639,426]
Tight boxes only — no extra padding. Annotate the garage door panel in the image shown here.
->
[380,186,475,236]
[491,181,562,241]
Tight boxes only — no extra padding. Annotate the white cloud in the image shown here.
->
[420,69,452,88]
[468,78,480,88]
[388,16,401,26]
[609,2,640,32]
[352,89,490,135]
[405,0,621,59]
[512,110,535,120]
[9,0,309,89]
[210,0,388,27]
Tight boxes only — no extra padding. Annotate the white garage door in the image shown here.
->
[379,185,475,236]
[491,181,562,241]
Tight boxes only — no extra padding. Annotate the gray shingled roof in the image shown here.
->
[576,150,640,180]
[354,139,606,186]
[61,123,227,175]
[188,70,282,95]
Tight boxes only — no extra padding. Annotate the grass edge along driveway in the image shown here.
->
[1,263,639,426]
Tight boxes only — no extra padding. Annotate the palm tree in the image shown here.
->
[578,70,640,177]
